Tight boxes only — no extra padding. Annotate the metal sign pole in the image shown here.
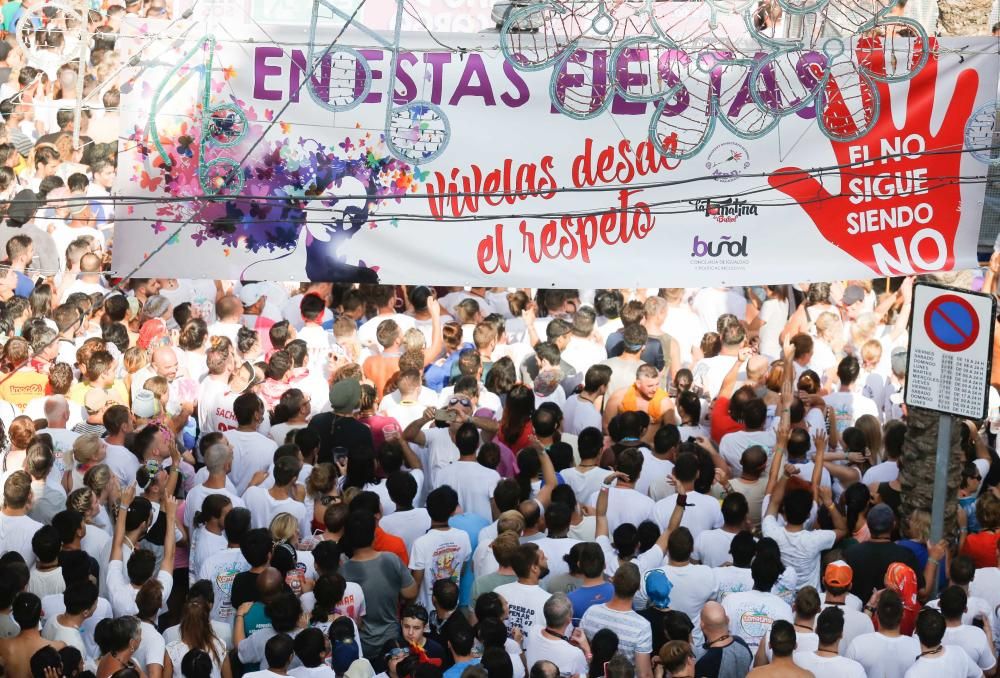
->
[928,412,953,597]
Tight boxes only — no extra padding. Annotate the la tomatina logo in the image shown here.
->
[690,197,759,222]
[691,235,749,258]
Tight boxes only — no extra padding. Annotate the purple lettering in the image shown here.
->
[423,53,452,105]
[253,46,284,101]
[448,54,497,106]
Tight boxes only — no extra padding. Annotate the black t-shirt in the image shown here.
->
[308,413,374,463]
[843,540,923,601]
[230,571,260,609]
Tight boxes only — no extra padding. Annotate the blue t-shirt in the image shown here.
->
[567,582,615,620]
[444,659,481,677]
[450,512,490,608]
[13,272,32,298]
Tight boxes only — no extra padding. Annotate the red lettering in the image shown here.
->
[477,224,511,274]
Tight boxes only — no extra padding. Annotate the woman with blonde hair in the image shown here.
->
[84,463,120,533]
[269,512,316,589]
[2,415,34,474]
[122,346,149,397]
[854,414,883,465]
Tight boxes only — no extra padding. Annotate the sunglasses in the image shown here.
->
[448,397,471,408]
[386,647,410,660]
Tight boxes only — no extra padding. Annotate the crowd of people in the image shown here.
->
[0,1,998,678]
[0,270,997,678]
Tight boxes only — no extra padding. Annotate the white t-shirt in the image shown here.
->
[793,651,866,678]
[41,595,112,660]
[719,429,776,476]
[41,615,87,658]
[423,427,461,489]
[222,430,277,495]
[862,461,900,485]
[588,486,654,534]
[761,515,836,590]
[652,491,723,539]
[166,637,228,678]
[434,461,500,523]
[242,486,310,538]
[183,483,245,532]
[655,564,718,623]
[970,567,1000,611]
[106,560,173,617]
[561,466,613,506]
[693,529,738,567]
[722,590,793,649]
[380,508,432,553]
[634,450,675,500]
[136,620,166,670]
[534,536,581,583]
[692,354,739,400]
[524,626,589,677]
[903,644,983,678]
[198,547,250,623]
[825,391,881,433]
[943,624,997,672]
[104,443,140,487]
[0,513,43,567]
[820,602,875,653]
[846,632,921,678]
[409,527,472,610]
[561,393,603,436]
[494,581,551,634]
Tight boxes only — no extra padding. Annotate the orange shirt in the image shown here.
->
[0,370,47,410]
[374,526,409,566]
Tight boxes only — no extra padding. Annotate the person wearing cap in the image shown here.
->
[845,588,920,678]
[843,503,929,601]
[820,561,873,653]
[306,378,374,460]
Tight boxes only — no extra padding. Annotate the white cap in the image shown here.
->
[132,388,158,419]
[238,283,266,307]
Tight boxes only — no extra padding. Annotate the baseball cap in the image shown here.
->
[824,560,853,588]
[238,283,266,307]
[83,388,112,415]
[329,378,361,415]
[644,568,673,608]
[237,360,263,392]
[132,388,157,418]
[884,562,919,606]
[6,189,38,226]
[842,285,865,306]
[866,503,896,535]
[534,368,561,397]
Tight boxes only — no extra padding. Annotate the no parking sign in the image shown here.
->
[905,283,995,418]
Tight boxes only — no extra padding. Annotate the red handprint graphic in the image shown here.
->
[768,39,979,276]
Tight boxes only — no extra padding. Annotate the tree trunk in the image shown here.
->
[937,0,993,34]
[899,406,963,537]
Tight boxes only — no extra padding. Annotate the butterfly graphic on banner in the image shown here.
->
[305,0,451,164]
[148,35,249,196]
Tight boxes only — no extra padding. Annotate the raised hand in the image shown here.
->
[768,41,978,277]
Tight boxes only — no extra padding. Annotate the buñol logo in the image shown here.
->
[706,142,751,182]
[689,197,758,223]
[691,235,749,258]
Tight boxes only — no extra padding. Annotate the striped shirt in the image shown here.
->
[580,604,653,663]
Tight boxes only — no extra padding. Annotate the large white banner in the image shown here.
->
[111,16,997,286]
